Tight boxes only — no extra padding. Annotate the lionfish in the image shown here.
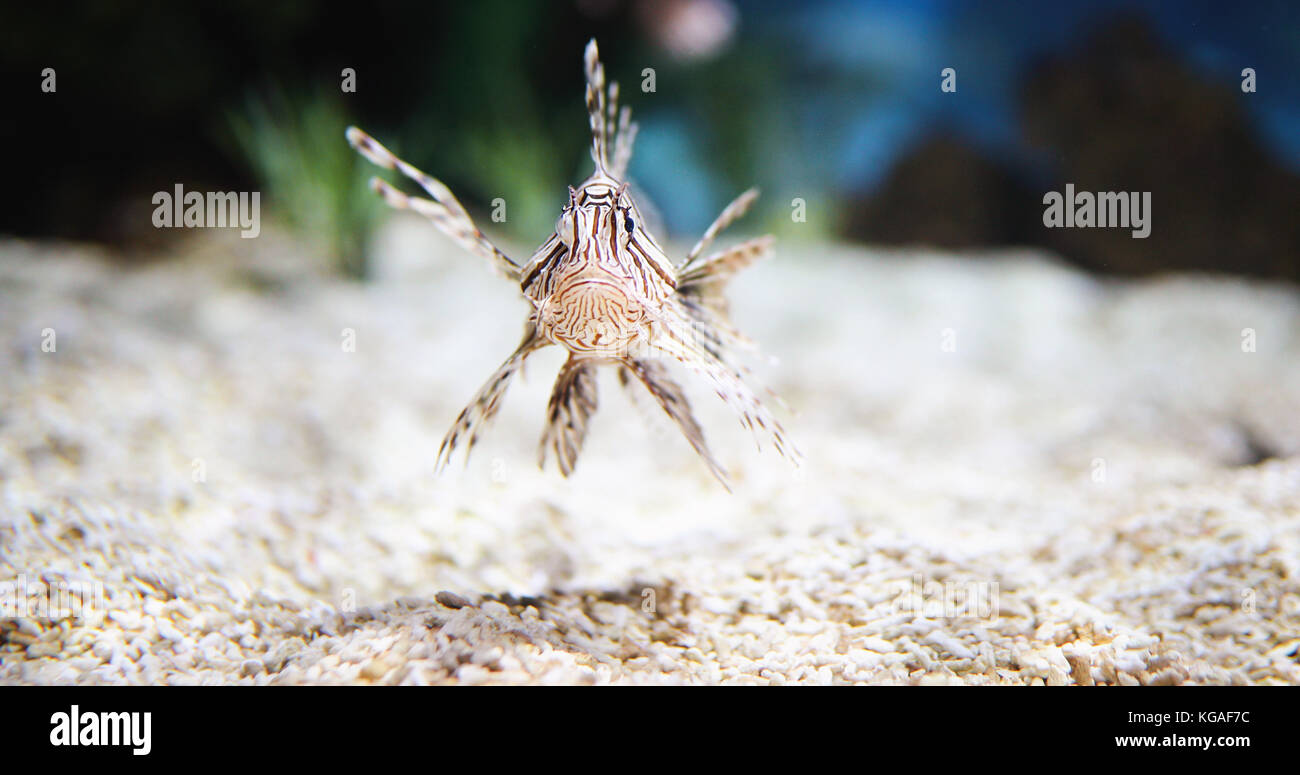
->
[345,39,796,488]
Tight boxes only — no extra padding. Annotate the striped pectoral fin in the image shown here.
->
[652,306,801,467]
[677,293,753,350]
[621,358,730,489]
[435,333,546,474]
[346,126,520,281]
[678,235,775,289]
[538,357,600,476]
[681,188,762,270]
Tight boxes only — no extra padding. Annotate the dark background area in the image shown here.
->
[2,0,1297,279]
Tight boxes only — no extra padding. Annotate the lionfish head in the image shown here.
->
[555,181,639,257]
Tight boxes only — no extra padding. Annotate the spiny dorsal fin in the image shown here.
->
[584,39,610,174]
[584,38,641,179]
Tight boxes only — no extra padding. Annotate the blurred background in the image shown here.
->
[2,0,1298,279]
[5,1,1300,688]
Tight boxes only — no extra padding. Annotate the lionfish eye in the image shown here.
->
[623,211,634,232]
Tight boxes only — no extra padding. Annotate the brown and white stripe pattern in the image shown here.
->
[347,38,798,487]
[345,127,521,281]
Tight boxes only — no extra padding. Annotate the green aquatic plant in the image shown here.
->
[228,90,383,279]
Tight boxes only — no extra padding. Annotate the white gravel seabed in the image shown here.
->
[1,218,1298,685]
